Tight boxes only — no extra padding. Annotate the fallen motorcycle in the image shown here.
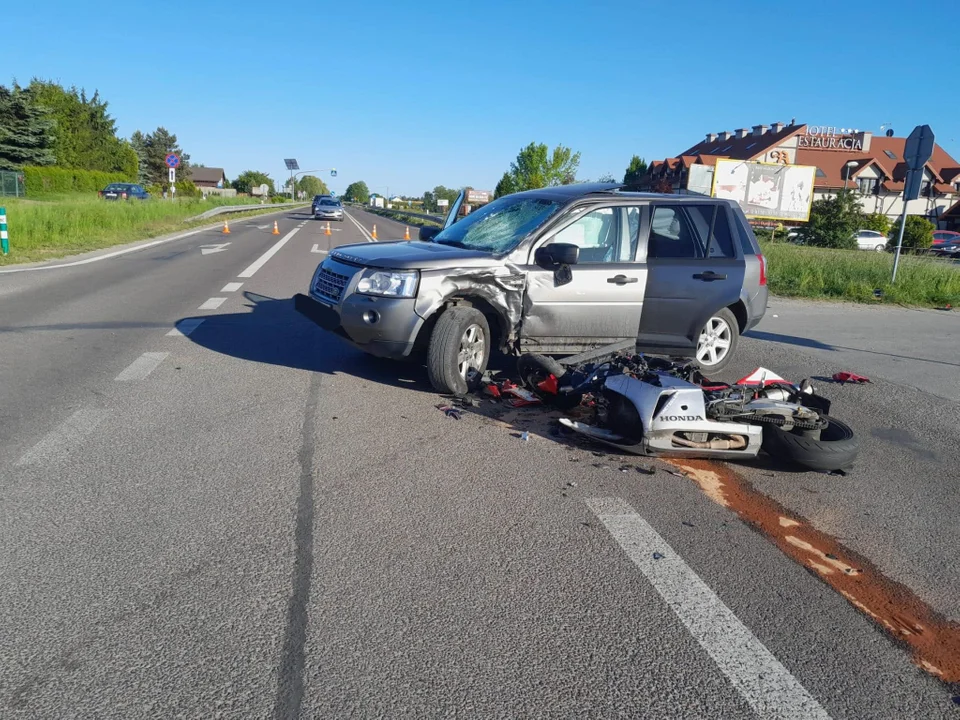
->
[517,353,859,473]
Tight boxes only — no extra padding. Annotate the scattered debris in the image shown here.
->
[436,405,462,420]
[682,521,695,528]
[832,371,871,384]
[652,552,665,560]
[567,481,577,488]
[520,431,529,441]
[636,465,657,475]
[667,469,687,478]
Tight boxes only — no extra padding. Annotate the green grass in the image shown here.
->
[361,205,442,228]
[761,241,960,307]
[0,195,299,265]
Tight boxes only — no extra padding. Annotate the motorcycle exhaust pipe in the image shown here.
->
[672,434,748,450]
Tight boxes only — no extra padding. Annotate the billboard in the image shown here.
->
[685,165,714,196]
[711,159,816,222]
[466,189,491,204]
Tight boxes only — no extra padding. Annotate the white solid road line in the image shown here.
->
[166,318,205,337]
[198,297,226,310]
[0,228,209,275]
[221,282,243,292]
[344,210,376,242]
[115,352,169,382]
[586,498,831,720]
[310,244,327,254]
[237,227,302,278]
[15,408,110,467]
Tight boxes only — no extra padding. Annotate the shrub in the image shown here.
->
[860,212,892,236]
[888,215,935,252]
[23,166,132,195]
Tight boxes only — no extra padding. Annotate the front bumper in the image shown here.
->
[293,292,422,359]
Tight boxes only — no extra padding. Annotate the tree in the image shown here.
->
[623,155,648,186]
[494,171,517,199]
[298,175,329,198]
[798,193,861,249]
[651,177,674,194]
[129,126,190,188]
[596,173,617,183]
[496,142,581,196]
[0,83,55,170]
[28,80,135,176]
[860,212,892,236]
[889,215,935,252]
[231,170,274,195]
[343,181,370,203]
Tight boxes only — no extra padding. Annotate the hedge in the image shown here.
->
[23,166,133,196]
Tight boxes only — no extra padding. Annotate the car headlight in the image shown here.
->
[356,270,418,298]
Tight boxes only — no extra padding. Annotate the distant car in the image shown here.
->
[99,183,149,200]
[314,197,344,222]
[854,229,887,252]
[930,239,960,258]
[311,194,332,213]
[932,230,960,245]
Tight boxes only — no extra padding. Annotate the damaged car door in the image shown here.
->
[520,204,646,353]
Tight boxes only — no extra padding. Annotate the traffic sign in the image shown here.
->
[903,125,934,172]
[165,153,181,169]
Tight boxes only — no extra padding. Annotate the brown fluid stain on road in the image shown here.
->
[668,458,960,683]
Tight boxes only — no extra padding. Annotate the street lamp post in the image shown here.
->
[844,160,858,197]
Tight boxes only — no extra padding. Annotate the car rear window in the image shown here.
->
[320,199,337,206]
[732,211,758,256]
[105,183,128,191]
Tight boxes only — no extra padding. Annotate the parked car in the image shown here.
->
[932,230,960,245]
[314,197,344,222]
[854,229,888,252]
[99,183,149,200]
[295,184,768,394]
[930,238,960,258]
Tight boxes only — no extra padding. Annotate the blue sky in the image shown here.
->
[6,0,959,197]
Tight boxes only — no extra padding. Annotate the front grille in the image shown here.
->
[314,266,349,303]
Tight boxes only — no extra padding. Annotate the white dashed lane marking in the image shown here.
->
[166,319,205,337]
[221,282,243,292]
[198,297,226,311]
[15,408,110,467]
[586,498,831,720]
[237,227,302,278]
[114,352,169,382]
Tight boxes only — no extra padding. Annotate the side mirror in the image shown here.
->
[419,226,440,241]
[535,242,580,268]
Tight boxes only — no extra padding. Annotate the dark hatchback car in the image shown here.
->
[99,183,150,200]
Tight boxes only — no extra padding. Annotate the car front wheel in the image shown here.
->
[694,307,739,373]
[875,244,885,252]
[427,306,490,394]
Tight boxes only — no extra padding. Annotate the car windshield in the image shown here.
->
[320,199,337,206]
[432,196,562,253]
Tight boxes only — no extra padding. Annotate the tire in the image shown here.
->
[694,307,739,373]
[874,244,885,253]
[761,415,859,472]
[427,306,490,395]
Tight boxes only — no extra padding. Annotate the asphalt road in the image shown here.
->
[1,206,958,719]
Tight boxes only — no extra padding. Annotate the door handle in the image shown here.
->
[693,271,727,281]
[607,275,639,285]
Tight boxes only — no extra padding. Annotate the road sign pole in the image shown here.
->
[891,206,909,283]
[1,207,8,255]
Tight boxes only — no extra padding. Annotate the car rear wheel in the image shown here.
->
[427,306,490,395]
[874,244,885,252]
[694,307,739,373]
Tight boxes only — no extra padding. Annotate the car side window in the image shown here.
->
[685,204,736,258]
[548,208,620,263]
[648,206,704,259]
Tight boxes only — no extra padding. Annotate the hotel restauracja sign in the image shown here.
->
[798,126,864,151]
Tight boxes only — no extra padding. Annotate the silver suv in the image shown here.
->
[295,184,768,394]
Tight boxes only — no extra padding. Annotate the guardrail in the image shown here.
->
[348,204,444,225]
[184,201,310,222]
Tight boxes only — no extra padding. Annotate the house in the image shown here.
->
[188,167,227,190]
[648,122,960,225]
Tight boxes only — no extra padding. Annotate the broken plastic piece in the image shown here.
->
[736,367,789,387]
[437,405,462,420]
[652,552,665,560]
[832,371,870,384]
[484,384,502,398]
[537,374,560,396]
[520,431,529,442]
